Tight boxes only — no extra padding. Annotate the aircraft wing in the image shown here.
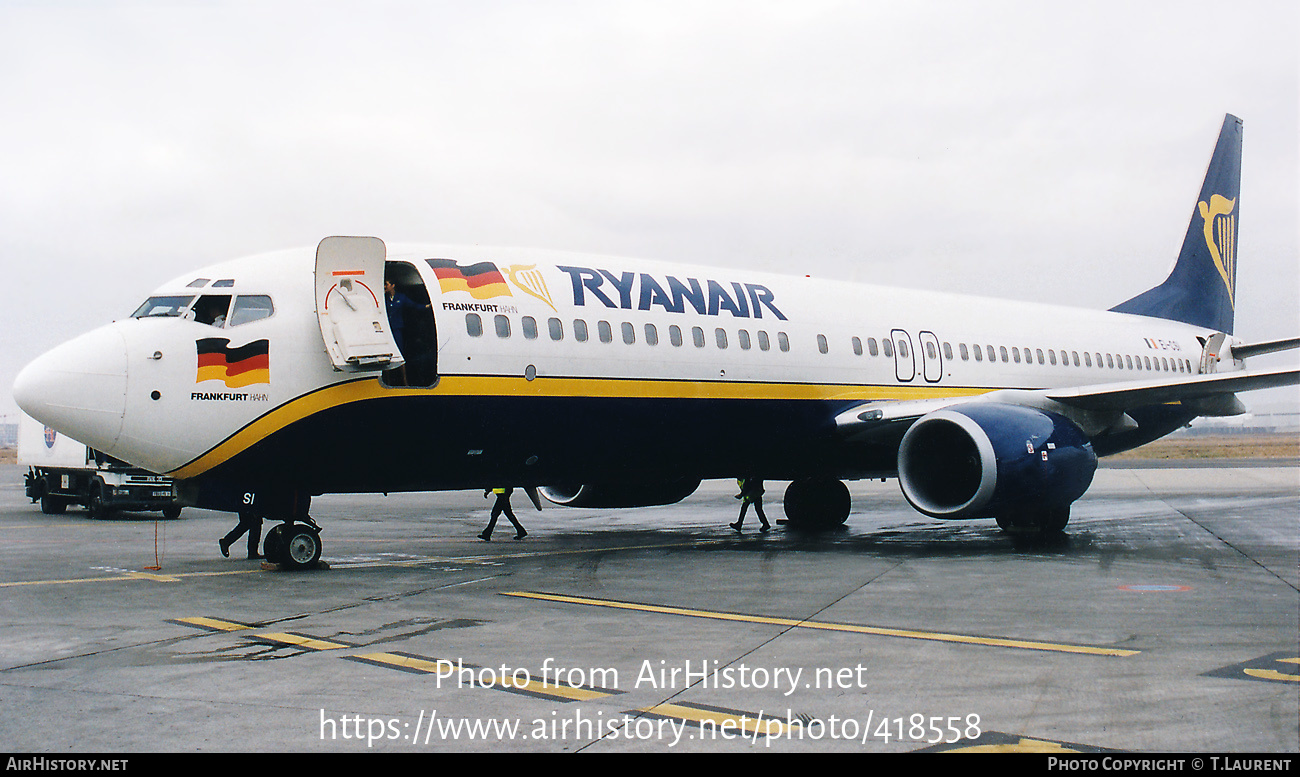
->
[1044,365,1299,411]
[834,365,1299,443]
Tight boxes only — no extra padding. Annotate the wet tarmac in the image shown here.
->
[0,462,1295,753]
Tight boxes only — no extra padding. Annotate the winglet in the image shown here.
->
[1110,114,1242,334]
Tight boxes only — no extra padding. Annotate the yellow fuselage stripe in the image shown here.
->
[168,374,991,479]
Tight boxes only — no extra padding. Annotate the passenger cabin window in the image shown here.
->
[669,325,683,347]
[548,318,563,340]
[622,322,635,344]
[645,324,659,345]
[738,330,751,350]
[522,316,538,339]
[852,337,863,356]
[598,321,613,343]
[716,328,728,349]
[692,327,705,348]
[758,331,770,351]
[868,338,879,356]
[778,332,790,352]
[817,334,828,354]
[227,295,274,327]
[466,313,483,336]
[494,315,511,338]
[574,319,589,342]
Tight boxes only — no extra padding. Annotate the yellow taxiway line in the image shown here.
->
[503,591,1140,657]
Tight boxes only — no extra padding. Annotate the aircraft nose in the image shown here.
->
[14,325,129,455]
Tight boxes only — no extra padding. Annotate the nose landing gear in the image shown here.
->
[262,516,323,569]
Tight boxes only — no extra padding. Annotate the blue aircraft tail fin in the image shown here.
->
[1110,114,1242,334]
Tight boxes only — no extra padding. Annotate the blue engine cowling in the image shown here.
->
[897,403,1097,519]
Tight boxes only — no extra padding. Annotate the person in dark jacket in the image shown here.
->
[480,487,527,541]
[220,510,263,559]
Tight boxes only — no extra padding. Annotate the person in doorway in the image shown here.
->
[383,278,430,386]
[730,478,769,533]
[220,510,263,559]
[480,487,527,541]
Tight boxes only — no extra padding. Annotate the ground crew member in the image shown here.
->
[480,487,527,541]
[730,478,770,533]
[220,510,263,559]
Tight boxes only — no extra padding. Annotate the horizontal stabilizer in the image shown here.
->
[1231,336,1300,360]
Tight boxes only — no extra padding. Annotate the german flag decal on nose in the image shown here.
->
[196,338,270,388]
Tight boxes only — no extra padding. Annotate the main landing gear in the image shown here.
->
[262,516,324,569]
[782,478,851,531]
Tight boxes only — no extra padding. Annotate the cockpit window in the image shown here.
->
[131,295,196,318]
[192,294,232,327]
[228,295,274,327]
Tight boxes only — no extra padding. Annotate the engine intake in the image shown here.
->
[539,479,700,508]
[898,403,1096,519]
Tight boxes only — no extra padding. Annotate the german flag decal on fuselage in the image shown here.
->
[427,258,513,300]
[196,338,270,388]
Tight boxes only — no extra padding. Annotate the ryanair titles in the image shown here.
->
[557,266,788,321]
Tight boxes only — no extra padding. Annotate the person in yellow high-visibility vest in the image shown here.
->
[480,487,527,541]
[730,478,769,533]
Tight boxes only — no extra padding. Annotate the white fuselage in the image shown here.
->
[15,243,1226,486]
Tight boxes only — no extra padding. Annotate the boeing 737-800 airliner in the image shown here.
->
[14,114,1298,566]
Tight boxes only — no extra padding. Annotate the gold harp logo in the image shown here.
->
[506,264,558,312]
[1199,194,1236,307]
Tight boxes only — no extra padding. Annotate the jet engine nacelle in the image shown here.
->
[897,403,1097,520]
[539,478,701,508]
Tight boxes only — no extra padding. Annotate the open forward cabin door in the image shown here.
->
[314,236,405,372]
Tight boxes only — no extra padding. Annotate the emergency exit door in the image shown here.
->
[919,330,943,383]
[891,329,915,382]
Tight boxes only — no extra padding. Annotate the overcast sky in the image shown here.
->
[2,0,1296,420]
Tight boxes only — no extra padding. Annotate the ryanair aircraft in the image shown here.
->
[14,114,1298,566]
